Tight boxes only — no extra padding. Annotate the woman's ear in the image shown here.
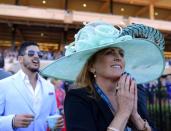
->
[90,67,97,78]
[90,68,96,74]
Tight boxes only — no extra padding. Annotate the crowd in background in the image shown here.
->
[0,49,64,61]
[0,47,171,130]
[1,48,171,87]
[144,76,171,104]
[1,49,171,98]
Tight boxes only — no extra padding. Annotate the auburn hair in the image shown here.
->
[75,48,109,94]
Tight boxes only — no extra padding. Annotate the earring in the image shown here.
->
[91,68,96,78]
[94,74,96,78]
[93,71,96,78]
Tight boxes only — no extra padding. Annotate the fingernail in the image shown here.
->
[132,77,136,81]
[122,72,126,75]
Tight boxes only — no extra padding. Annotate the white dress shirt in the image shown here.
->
[19,70,43,115]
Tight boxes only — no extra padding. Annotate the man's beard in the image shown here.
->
[23,61,39,73]
[29,68,39,73]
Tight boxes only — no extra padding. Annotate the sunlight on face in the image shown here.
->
[22,45,40,72]
[93,47,125,80]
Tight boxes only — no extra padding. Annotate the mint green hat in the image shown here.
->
[40,21,165,84]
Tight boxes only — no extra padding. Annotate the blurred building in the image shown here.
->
[0,0,170,57]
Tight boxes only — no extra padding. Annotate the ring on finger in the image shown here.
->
[116,86,121,90]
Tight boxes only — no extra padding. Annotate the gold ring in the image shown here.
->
[116,86,121,90]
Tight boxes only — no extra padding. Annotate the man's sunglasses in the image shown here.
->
[24,50,43,58]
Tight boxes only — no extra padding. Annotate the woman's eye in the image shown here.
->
[104,49,124,57]
[105,51,113,55]
[119,51,124,57]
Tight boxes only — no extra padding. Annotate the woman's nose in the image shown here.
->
[113,58,120,62]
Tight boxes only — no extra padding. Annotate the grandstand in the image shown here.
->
[0,0,170,56]
[0,1,171,131]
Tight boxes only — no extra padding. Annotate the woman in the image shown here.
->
[41,21,165,131]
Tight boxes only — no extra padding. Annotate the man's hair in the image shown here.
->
[0,55,4,68]
[18,41,39,56]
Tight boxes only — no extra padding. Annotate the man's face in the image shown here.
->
[20,45,42,73]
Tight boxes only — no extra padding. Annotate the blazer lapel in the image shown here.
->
[95,95,114,124]
[12,72,35,114]
[36,77,49,118]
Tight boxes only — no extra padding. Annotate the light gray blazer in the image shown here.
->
[0,71,58,131]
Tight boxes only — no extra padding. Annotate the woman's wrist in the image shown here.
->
[131,113,151,131]
[107,126,119,131]
[108,111,130,131]
[117,110,131,119]
[140,119,151,131]
[130,111,139,119]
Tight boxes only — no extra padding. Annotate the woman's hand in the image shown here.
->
[108,73,136,131]
[116,73,136,117]
[129,83,152,131]
[130,80,138,118]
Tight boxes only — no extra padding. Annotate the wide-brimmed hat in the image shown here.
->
[40,21,165,84]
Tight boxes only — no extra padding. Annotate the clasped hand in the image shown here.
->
[115,73,138,117]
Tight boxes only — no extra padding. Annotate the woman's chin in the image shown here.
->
[113,72,122,77]
[107,75,121,81]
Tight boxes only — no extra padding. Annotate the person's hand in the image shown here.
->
[59,108,64,115]
[129,83,152,131]
[55,116,64,128]
[115,73,136,117]
[130,81,139,119]
[13,114,34,128]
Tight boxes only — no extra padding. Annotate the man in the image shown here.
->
[0,55,11,80]
[0,41,64,131]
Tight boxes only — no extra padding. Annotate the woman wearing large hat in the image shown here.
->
[41,21,165,131]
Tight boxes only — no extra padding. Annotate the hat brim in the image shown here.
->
[40,39,165,84]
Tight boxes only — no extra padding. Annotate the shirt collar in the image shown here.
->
[19,69,26,80]
[18,69,42,82]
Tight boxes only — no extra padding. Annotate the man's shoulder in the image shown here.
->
[0,71,20,84]
[39,75,55,89]
[39,75,51,85]
[0,74,15,90]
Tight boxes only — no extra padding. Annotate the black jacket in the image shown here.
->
[64,85,156,131]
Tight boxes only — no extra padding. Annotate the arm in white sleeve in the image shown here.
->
[0,80,15,131]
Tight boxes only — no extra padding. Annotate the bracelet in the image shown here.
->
[139,119,149,131]
[108,127,119,131]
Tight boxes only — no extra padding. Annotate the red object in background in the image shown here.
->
[55,88,65,110]
[47,79,66,131]
[46,87,66,131]
[55,88,66,131]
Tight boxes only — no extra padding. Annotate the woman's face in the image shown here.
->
[92,47,125,80]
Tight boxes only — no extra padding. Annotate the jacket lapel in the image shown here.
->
[12,72,35,114]
[36,77,49,118]
[95,94,114,124]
